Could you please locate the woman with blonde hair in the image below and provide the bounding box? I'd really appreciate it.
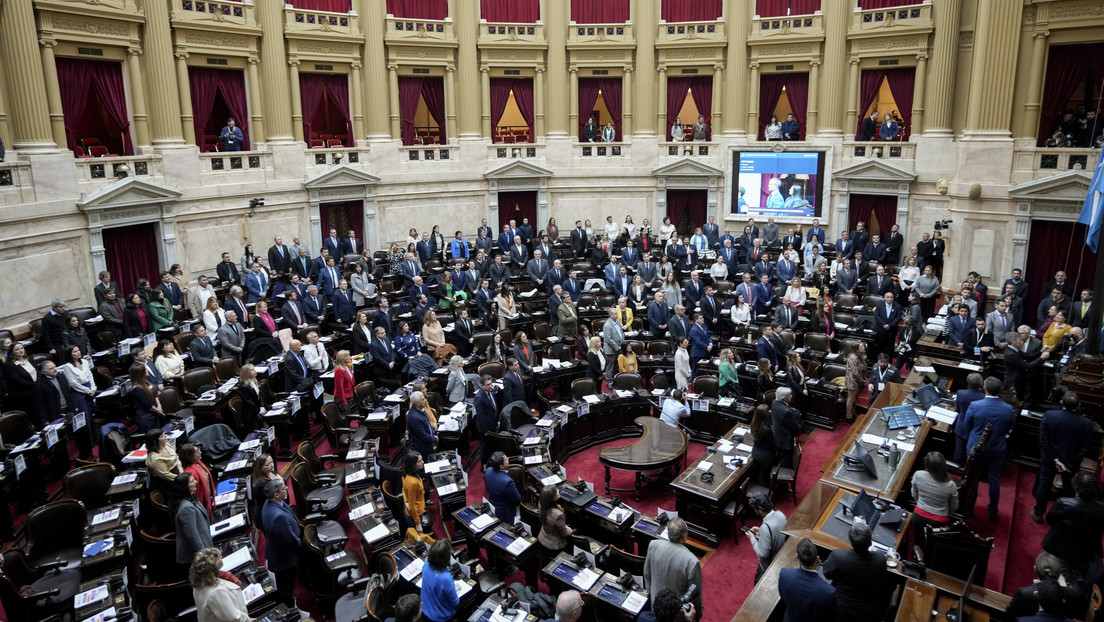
[421,310,446,356]
[190,548,251,622]
[445,355,467,404]
[202,296,226,334]
[495,285,517,330]
[238,363,263,432]
[586,336,605,386]
[718,348,742,399]
[333,350,355,410]
[786,277,807,307]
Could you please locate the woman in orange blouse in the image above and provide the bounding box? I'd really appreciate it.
[402,451,430,533]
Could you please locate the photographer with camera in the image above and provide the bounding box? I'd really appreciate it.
[643,517,703,620]
[638,588,696,622]
[744,491,788,583]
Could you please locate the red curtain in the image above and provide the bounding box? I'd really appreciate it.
[662,0,722,21]
[398,77,424,146]
[578,77,622,140]
[666,190,707,230]
[498,191,537,229]
[189,68,250,151]
[103,223,160,295]
[856,69,886,139]
[512,79,535,140]
[785,72,809,140]
[667,77,693,140]
[300,74,352,146]
[860,0,921,8]
[1025,220,1098,313]
[56,58,133,156]
[319,201,363,243]
[690,76,713,139]
[756,0,821,18]
[884,68,915,141]
[481,0,538,22]
[758,73,788,140]
[490,78,514,138]
[1038,44,1104,145]
[848,194,897,235]
[490,78,534,142]
[292,0,352,11]
[571,0,628,23]
[387,0,447,19]
[420,77,447,145]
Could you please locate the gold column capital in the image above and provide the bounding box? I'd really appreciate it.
[810,59,821,67]
[657,64,667,72]
[288,57,301,67]
[387,62,398,72]
[351,60,363,70]
[534,66,544,73]
[624,66,633,73]
[748,62,759,70]
[446,64,456,73]
[916,52,929,62]
[713,63,724,71]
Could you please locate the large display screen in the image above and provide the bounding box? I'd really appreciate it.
[731,151,825,218]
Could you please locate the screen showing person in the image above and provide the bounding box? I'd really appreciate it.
[732,151,825,218]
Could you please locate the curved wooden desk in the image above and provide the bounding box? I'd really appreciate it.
[598,416,688,500]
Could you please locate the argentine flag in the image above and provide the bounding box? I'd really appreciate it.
[1080,151,1104,253]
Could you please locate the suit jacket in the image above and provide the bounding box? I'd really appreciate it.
[485,468,521,526]
[1071,301,1093,328]
[224,296,249,325]
[503,371,526,405]
[282,350,314,393]
[683,279,704,307]
[244,271,269,303]
[954,387,985,441]
[408,407,435,456]
[700,296,721,326]
[368,335,395,376]
[158,282,184,308]
[822,548,893,620]
[807,227,826,244]
[774,304,800,329]
[474,388,499,434]
[962,328,994,353]
[867,274,895,297]
[1003,278,1030,300]
[873,301,901,335]
[964,396,1014,455]
[562,279,582,302]
[302,294,328,323]
[498,232,513,255]
[689,323,711,357]
[859,116,879,141]
[216,321,246,358]
[668,314,690,344]
[175,498,215,564]
[94,281,122,306]
[188,335,218,366]
[642,540,703,616]
[757,336,778,369]
[770,399,802,452]
[947,315,971,346]
[1003,346,1045,395]
[33,373,72,425]
[268,244,292,273]
[342,237,362,257]
[216,261,240,285]
[322,236,343,258]
[570,228,588,255]
[488,262,510,285]
[509,244,529,267]
[290,255,312,280]
[400,259,421,287]
[99,298,127,332]
[719,246,740,273]
[1039,408,1093,467]
[330,289,355,324]
[280,300,307,328]
[1042,497,1104,569]
[885,232,904,263]
[601,318,624,356]
[261,499,300,571]
[778,567,837,622]
[526,257,548,286]
[318,266,341,297]
[647,301,670,334]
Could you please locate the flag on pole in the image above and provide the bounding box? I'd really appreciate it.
[1079,151,1104,253]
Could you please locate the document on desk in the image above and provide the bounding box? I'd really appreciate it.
[583,394,601,404]
[400,560,423,582]
[454,579,473,598]
[111,473,138,486]
[860,433,915,453]
[347,470,368,484]
[572,567,600,591]
[523,436,541,446]
[506,538,531,555]
[471,513,497,531]
[957,361,982,371]
[242,583,266,604]
[74,585,110,608]
[82,607,116,622]
[92,508,121,525]
[346,449,368,460]
[210,513,247,536]
[696,461,713,472]
[214,492,236,507]
[349,502,375,520]
[425,459,451,474]
[364,522,391,543]
[437,483,459,496]
[926,405,958,425]
[623,592,647,615]
[221,547,252,571]
[914,365,937,374]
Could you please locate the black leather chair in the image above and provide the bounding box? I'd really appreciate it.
[0,548,81,622]
[692,375,719,398]
[302,523,367,615]
[138,529,186,583]
[321,402,369,455]
[26,500,86,571]
[61,462,116,508]
[297,440,346,486]
[571,378,596,401]
[612,372,642,391]
[290,462,347,528]
[646,341,670,356]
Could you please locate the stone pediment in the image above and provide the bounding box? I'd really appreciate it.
[484,160,553,180]
[652,157,724,177]
[303,164,381,189]
[832,158,917,182]
[1009,170,1094,202]
[77,177,182,212]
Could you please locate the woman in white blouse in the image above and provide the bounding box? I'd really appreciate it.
[689,227,709,253]
[349,263,375,306]
[623,215,636,238]
[659,216,676,247]
[60,344,96,415]
[710,255,729,281]
[674,337,691,390]
[670,117,684,141]
[730,293,752,327]
[604,216,620,241]
[154,339,186,380]
[201,297,226,334]
[662,273,683,308]
[897,256,921,291]
[406,227,419,247]
[584,219,595,237]
[785,277,807,307]
[191,548,251,622]
[495,285,518,330]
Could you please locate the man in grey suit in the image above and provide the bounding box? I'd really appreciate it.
[216,310,246,360]
[527,250,549,291]
[985,297,1014,343]
[642,518,703,620]
[601,307,624,385]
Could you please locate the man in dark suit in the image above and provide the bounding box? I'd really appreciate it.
[317,258,341,298]
[546,259,566,291]
[310,249,332,280]
[474,375,505,466]
[301,286,328,326]
[962,317,995,358]
[822,522,894,620]
[1005,553,1090,621]
[866,265,894,298]
[488,254,510,285]
[778,538,837,622]
[1042,271,1076,301]
[806,219,826,246]
[484,452,521,526]
[33,360,72,427]
[702,216,720,248]
[1004,332,1049,401]
[407,392,436,459]
[668,305,690,346]
[291,247,313,280]
[267,236,292,274]
[754,274,774,318]
[770,387,801,467]
[753,256,774,284]
[964,376,1015,520]
[371,297,393,340]
[967,271,989,315]
[369,326,397,380]
[884,224,904,264]
[509,236,529,275]
[620,240,639,270]
[859,109,880,141]
[477,218,492,240]
[260,479,301,607]
[570,221,588,257]
[834,230,854,261]
[415,234,433,264]
[1070,290,1093,329]
[1032,392,1094,522]
[245,263,270,303]
[873,292,901,356]
[94,271,122,306]
[330,280,355,326]
[1003,268,1029,301]
[562,271,582,302]
[953,373,985,464]
[41,300,70,362]
[863,234,887,265]
[474,279,495,325]
[758,324,779,370]
[408,276,433,307]
[683,271,704,308]
[774,300,800,330]
[216,252,240,285]
[319,228,341,258]
[526,250,549,291]
[719,240,740,275]
[283,340,315,393]
[281,290,309,333]
[188,325,219,366]
[158,272,184,310]
[1013,579,1082,622]
[867,353,899,404]
[502,358,526,406]
[497,224,513,256]
[700,286,721,329]
[947,305,972,347]
[216,311,246,360]
[781,228,801,252]
[1037,288,1073,326]
[341,229,362,257]
[648,291,670,337]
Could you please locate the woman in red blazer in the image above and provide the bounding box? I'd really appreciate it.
[333,349,355,411]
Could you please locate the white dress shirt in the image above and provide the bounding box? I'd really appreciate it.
[303,341,330,371]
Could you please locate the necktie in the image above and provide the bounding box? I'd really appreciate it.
[296,353,305,374]
[330,268,337,286]
[1000,314,1006,329]
[292,304,302,324]
[1081,304,1087,319]
[204,337,212,351]
[280,247,284,257]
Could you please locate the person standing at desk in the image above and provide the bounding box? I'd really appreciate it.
[777,538,837,622]
[643,518,703,620]
[910,451,958,556]
[822,522,894,621]
[963,376,1015,521]
[485,452,521,526]
[771,387,802,469]
[1031,392,1093,523]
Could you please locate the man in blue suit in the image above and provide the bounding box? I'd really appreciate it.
[416,234,434,264]
[754,273,774,318]
[753,256,775,284]
[1032,392,1093,522]
[806,219,826,245]
[835,230,854,260]
[648,291,670,338]
[310,249,332,280]
[776,254,797,284]
[244,263,269,303]
[872,292,901,356]
[498,224,514,255]
[474,375,506,467]
[612,265,632,299]
[408,276,434,306]
[603,258,621,288]
[620,240,639,270]
[963,376,1015,520]
[260,478,301,607]
[484,452,521,525]
[683,271,705,308]
[953,373,985,464]
[688,314,712,377]
[322,227,343,258]
[477,218,493,240]
[719,240,740,275]
[158,271,184,310]
[317,257,342,297]
[301,286,328,325]
[562,271,582,302]
[757,325,779,370]
[778,538,837,622]
[947,304,972,347]
[703,216,720,248]
[399,252,420,288]
[330,280,355,326]
[407,391,436,459]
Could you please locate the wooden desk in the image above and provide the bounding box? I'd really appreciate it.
[730,537,800,622]
[889,565,1011,613]
[783,480,911,552]
[895,577,1002,622]
[820,383,930,501]
[599,416,688,501]
[671,422,753,546]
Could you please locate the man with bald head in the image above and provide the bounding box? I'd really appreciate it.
[542,590,583,622]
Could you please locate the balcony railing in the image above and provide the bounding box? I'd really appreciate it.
[0,162,35,207]
[1014,147,1100,178]
[286,5,360,39]
[842,140,916,161]
[199,150,274,180]
[490,144,543,160]
[661,142,718,158]
[305,147,368,168]
[75,155,160,184]
[385,15,455,44]
[478,21,545,45]
[573,142,629,159]
[567,22,635,47]
[749,12,823,42]
[400,145,458,162]
[656,19,725,46]
[173,0,257,30]
[851,2,932,35]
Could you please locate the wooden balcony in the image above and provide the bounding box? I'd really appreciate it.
[285,4,362,42]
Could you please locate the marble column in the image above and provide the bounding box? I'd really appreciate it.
[0,0,55,149]
[0,56,11,144]
[568,68,579,136]
[723,0,750,135]
[746,63,759,136]
[246,57,266,145]
[1022,30,1050,139]
[388,64,401,138]
[175,51,196,146]
[256,0,295,142]
[965,0,1023,134]
[456,0,480,138]
[656,65,667,136]
[819,0,850,136]
[632,0,656,136]
[144,0,185,145]
[711,64,723,133]
[807,60,820,136]
[360,0,390,140]
[38,38,67,150]
[622,68,634,136]
[534,67,546,137]
[481,67,492,138]
[911,53,928,135]
[545,0,569,136]
[351,61,365,141]
[446,65,458,141]
[845,58,861,138]
[126,47,150,149]
[924,0,961,135]
[289,59,304,142]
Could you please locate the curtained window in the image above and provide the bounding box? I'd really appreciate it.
[662,0,722,21]
[491,78,534,144]
[666,76,714,140]
[319,201,363,243]
[571,0,628,23]
[498,191,537,229]
[189,67,250,152]
[387,0,447,19]
[481,0,539,22]
[855,67,915,141]
[756,0,820,18]
[398,76,446,146]
[1038,43,1104,146]
[666,190,707,238]
[859,0,921,8]
[1025,220,1098,313]
[848,194,897,237]
[290,0,352,12]
[103,223,160,296]
[757,72,809,140]
[578,77,623,141]
[300,74,352,147]
[56,58,134,157]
